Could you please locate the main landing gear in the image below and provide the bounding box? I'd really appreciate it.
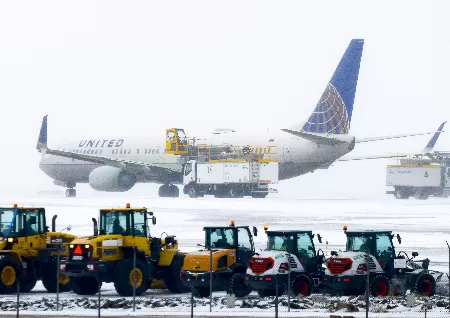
[158,184,179,197]
[65,188,76,197]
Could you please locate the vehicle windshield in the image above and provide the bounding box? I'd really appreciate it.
[176,129,187,144]
[346,235,373,253]
[100,211,131,235]
[206,228,235,249]
[0,208,45,238]
[267,234,294,252]
[0,209,15,237]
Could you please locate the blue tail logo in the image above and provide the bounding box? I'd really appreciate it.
[301,39,364,134]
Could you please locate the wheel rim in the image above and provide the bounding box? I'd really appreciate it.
[1,266,16,287]
[420,279,433,295]
[375,281,388,296]
[129,268,143,288]
[295,280,309,296]
[59,273,70,285]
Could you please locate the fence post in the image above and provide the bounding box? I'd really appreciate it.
[190,286,194,318]
[97,276,101,318]
[447,241,450,313]
[365,252,370,318]
[133,246,136,312]
[209,247,212,312]
[286,253,290,312]
[16,279,20,318]
[56,247,60,311]
[275,276,278,318]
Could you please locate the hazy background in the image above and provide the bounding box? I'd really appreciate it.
[1,0,449,199]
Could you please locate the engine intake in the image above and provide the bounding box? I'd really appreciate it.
[89,166,136,192]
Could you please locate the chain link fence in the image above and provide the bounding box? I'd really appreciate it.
[4,247,450,318]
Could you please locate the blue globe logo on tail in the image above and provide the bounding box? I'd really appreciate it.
[301,39,364,135]
[302,83,349,134]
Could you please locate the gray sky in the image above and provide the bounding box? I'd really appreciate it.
[0,0,449,198]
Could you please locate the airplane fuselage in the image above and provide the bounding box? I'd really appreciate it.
[39,130,355,187]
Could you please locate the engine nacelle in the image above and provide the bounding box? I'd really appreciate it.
[88,166,136,192]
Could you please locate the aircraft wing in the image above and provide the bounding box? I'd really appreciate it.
[36,115,179,176]
[338,121,447,161]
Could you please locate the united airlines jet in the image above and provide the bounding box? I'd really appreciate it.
[36,39,442,198]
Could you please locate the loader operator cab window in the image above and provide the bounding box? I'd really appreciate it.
[376,233,395,269]
[132,211,147,237]
[100,211,130,236]
[0,208,15,237]
[296,233,315,264]
[346,234,374,255]
[268,234,294,253]
[206,228,235,249]
[0,209,45,237]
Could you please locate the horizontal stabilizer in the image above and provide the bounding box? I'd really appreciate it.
[355,131,438,143]
[280,129,348,145]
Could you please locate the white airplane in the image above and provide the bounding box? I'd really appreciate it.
[36,39,442,198]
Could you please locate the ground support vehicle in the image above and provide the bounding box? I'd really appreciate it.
[180,221,257,298]
[0,204,76,294]
[323,227,437,297]
[61,203,189,296]
[386,160,450,200]
[181,144,278,199]
[245,228,325,297]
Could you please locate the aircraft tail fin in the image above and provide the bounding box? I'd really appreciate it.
[422,121,446,154]
[300,39,364,135]
[36,115,48,153]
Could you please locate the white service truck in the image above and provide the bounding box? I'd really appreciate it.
[182,159,278,198]
[386,163,450,199]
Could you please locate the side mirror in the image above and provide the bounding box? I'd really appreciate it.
[152,216,156,225]
[66,225,72,232]
[397,234,402,244]
[317,233,322,243]
[412,251,418,258]
[331,251,338,256]
[253,226,258,237]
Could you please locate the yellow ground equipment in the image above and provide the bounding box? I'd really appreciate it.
[180,221,257,298]
[0,204,76,294]
[61,203,189,296]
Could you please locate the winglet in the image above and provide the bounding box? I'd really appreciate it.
[36,115,48,154]
[422,121,446,154]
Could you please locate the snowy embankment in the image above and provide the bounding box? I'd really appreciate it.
[1,292,450,317]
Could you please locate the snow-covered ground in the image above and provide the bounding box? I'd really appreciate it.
[1,192,450,316]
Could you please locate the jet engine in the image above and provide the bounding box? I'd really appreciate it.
[88,166,136,192]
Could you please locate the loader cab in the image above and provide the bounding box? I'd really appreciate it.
[345,230,397,273]
[165,128,189,155]
[266,230,322,271]
[0,206,46,238]
[98,204,156,237]
[204,222,257,267]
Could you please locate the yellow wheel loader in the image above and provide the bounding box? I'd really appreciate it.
[0,204,76,294]
[61,203,189,296]
[180,221,258,298]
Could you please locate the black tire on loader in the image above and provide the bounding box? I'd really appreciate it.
[114,258,149,296]
[194,286,210,298]
[292,274,313,297]
[164,252,190,293]
[0,257,21,294]
[71,277,100,295]
[228,272,252,298]
[415,273,436,296]
[42,261,72,293]
[370,275,391,297]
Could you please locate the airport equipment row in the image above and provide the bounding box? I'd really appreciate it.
[0,203,439,299]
